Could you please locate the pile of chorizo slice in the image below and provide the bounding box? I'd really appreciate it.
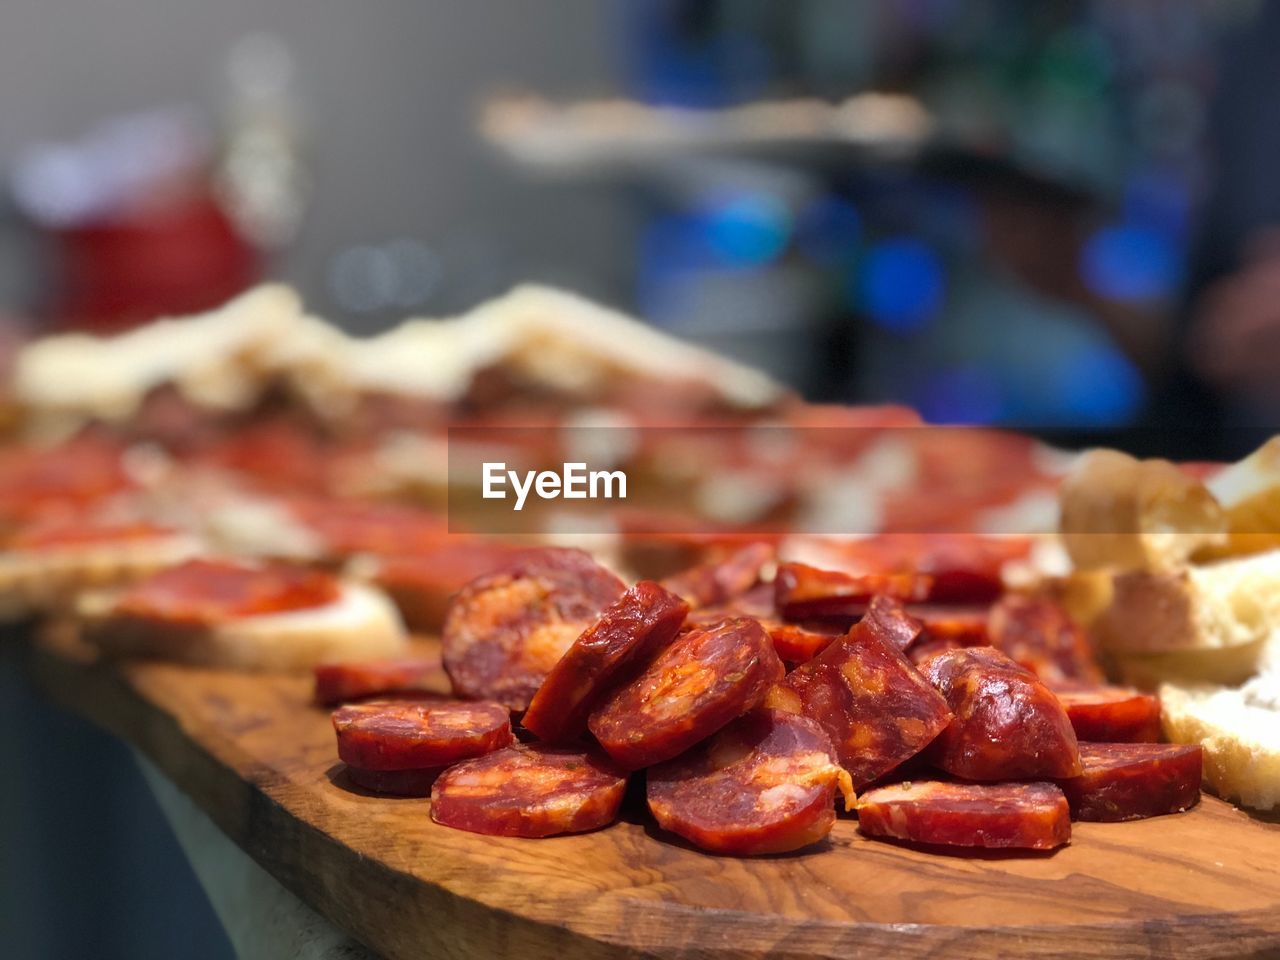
[321,546,1204,855]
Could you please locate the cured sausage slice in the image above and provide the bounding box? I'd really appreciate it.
[1057,743,1202,821]
[523,581,689,743]
[912,605,990,648]
[766,622,840,664]
[782,598,951,789]
[589,617,784,770]
[647,709,855,855]
[775,562,932,621]
[987,594,1103,686]
[430,744,626,837]
[857,781,1071,850]
[1053,686,1162,743]
[345,765,444,797]
[660,542,774,609]
[314,654,451,706]
[862,594,924,651]
[333,700,512,770]
[372,542,528,631]
[7,521,178,550]
[921,647,1082,780]
[441,548,626,710]
[115,558,341,625]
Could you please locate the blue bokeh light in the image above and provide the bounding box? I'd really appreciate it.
[854,237,946,333]
[1080,222,1179,303]
[1053,342,1146,426]
[797,196,862,264]
[700,193,792,268]
[914,366,1004,424]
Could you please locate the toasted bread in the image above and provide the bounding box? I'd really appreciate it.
[1201,437,1280,559]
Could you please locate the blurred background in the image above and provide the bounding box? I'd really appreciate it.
[3,0,1280,955]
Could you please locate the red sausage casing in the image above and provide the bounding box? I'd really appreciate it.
[589,617,784,770]
[857,781,1071,850]
[523,581,688,743]
[660,542,775,609]
[775,562,932,621]
[781,598,952,789]
[987,594,1103,686]
[921,646,1082,780]
[314,655,451,707]
[441,548,625,710]
[431,744,627,837]
[1057,742,1202,821]
[1052,685,1162,743]
[647,709,855,855]
[333,700,512,770]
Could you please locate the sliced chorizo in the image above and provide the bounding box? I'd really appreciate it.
[766,621,841,664]
[775,562,932,621]
[332,700,512,770]
[441,548,625,710]
[987,594,1103,686]
[314,654,451,707]
[659,542,775,609]
[1057,743,1202,821]
[911,605,990,648]
[588,617,784,770]
[522,581,688,743]
[857,781,1071,850]
[430,744,627,837]
[371,542,528,631]
[782,598,952,790]
[921,646,1082,780]
[647,708,855,855]
[1053,685,1162,743]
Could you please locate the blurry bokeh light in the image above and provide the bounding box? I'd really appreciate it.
[854,237,945,333]
[1080,221,1179,303]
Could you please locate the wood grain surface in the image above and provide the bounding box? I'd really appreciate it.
[22,627,1280,960]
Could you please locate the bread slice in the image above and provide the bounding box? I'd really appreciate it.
[0,533,203,622]
[1160,679,1280,811]
[1202,436,1280,559]
[79,580,407,672]
[1091,549,1280,659]
[1059,448,1226,573]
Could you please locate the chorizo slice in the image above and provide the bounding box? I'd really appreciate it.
[114,558,341,625]
[775,562,932,621]
[782,598,952,789]
[332,700,512,770]
[441,547,625,710]
[921,647,1082,780]
[588,617,784,770]
[523,581,689,743]
[857,781,1071,850]
[660,542,775,609]
[314,654,451,707]
[911,605,990,648]
[1053,685,1162,743]
[1057,743,1202,821]
[371,542,528,631]
[766,622,841,664]
[345,765,444,797]
[987,594,1103,686]
[430,744,626,837]
[647,709,855,855]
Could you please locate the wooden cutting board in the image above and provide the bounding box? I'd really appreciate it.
[24,628,1280,960]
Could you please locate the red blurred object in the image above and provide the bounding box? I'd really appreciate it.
[46,186,259,333]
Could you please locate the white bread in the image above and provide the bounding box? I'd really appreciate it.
[1059,448,1226,573]
[79,580,407,672]
[13,285,303,436]
[1160,678,1280,811]
[1092,550,1280,658]
[1202,436,1280,558]
[0,533,203,622]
